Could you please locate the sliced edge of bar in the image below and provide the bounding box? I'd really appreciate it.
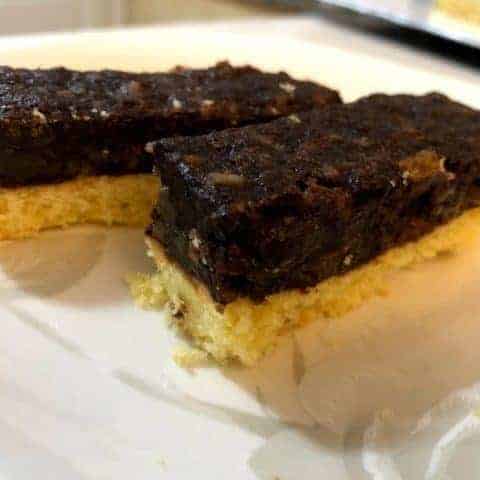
[136,207,480,366]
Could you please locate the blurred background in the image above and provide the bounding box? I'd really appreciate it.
[0,0,479,67]
[0,0,301,35]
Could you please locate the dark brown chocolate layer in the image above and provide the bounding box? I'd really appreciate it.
[149,93,480,304]
[0,62,339,187]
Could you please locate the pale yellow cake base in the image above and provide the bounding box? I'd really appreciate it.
[129,208,480,366]
[0,174,159,240]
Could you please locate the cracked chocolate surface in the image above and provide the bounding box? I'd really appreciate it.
[149,93,480,304]
[0,62,339,187]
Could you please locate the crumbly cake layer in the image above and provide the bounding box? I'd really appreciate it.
[0,62,339,187]
[149,93,480,304]
[0,174,158,240]
[137,208,480,366]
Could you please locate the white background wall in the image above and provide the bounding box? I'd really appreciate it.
[0,0,125,35]
[126,0,283,24]
[0,0,290,35]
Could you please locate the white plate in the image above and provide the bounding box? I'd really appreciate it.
[1,25,480,480]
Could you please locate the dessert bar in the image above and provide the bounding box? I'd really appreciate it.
[0,62,339,238]
[144,93,480,364]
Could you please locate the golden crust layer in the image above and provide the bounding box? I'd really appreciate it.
[0,174,159,240]
[132,208,480,366]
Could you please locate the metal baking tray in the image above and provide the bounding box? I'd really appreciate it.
[289,0,480,50]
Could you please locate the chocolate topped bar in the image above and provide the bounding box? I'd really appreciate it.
[149,93,480,304]
[0,62,339,187]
